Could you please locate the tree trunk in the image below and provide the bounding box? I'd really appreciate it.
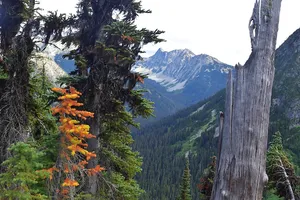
[211,0,282,199]
[0,0,35,172]
[278,159,295,200]
[86,115,100,195]
[85,85,102,195]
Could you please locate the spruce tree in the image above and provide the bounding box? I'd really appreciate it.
[178,158,192,200]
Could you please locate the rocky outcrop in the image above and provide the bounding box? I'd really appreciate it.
[32,53,67,85]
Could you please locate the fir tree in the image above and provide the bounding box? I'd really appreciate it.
[98,101,145,199]
[0,1,163,199]
[178,158,192,200]
[58,0,164,197]
[0,142,49,200]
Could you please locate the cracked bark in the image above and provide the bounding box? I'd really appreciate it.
[211,0,282,199]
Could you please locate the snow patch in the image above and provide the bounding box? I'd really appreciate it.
[167,80,187,92]
[154,73,177,86]
[133,66,187,92]
[221,67,231,74]
[133,66,152,75]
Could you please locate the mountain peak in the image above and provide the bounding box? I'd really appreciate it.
[152,48,195,59]
[181,48,195,56]
[152,48,166,57]
[157,47,164,52]
[169,48,195,55]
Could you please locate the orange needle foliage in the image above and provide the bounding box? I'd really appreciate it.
[44,167,59,180]
[87,165,105,176]
[46,87,105,198]
[62,178,79,187]
[121,34,135,42]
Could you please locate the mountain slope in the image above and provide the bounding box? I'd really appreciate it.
[272,28,300,126]
[133,90,225,199]
[134,48,232,122]
[133,28,300,200]
[270,28,300,170]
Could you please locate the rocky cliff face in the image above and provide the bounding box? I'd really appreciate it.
[272,28,300,126]
[33,53,67,85]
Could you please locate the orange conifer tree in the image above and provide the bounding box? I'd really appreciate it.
[46,87,104,199]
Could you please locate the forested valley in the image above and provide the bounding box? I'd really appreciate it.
[1,0,300,200]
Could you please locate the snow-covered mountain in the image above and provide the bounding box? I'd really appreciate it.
[133,48,233,124]
[133,48,231,92]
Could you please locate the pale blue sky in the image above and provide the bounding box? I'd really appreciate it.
[39,0,300,65]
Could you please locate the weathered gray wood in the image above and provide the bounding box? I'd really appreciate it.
[211,0,282,199]
[217,111,224,168]
[278,159,295,200]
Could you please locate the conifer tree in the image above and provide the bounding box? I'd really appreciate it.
[0,0,37,168]
[0,0,69,170]
[0,142,49,199]
[48,87,105,199]
[178,158,192,200]
[266,131,300,200]
[0,1,163,198]
[198,156,216,200]
[59,0,164,197]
